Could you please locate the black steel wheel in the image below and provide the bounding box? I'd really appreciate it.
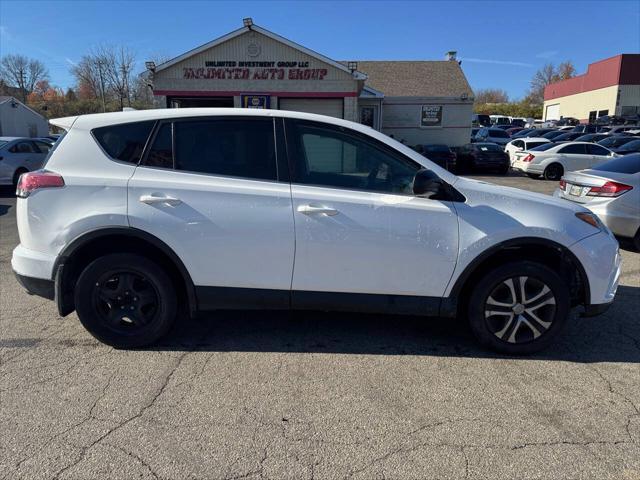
[467,261,570,354]
[75,253,177,348]
[543,163,564,181]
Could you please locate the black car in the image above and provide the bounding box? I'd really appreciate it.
[556,117,580,126]
[612,139,640,155]
[598,135,639,149]
[572,124,598,134]
[522,128,555,138]
[456,143,510,174]
[493,124,513,130]
[574,133,609,143]
[596,115,626,126]
[415,144,457,171]
[553,132,585,142]
[542,130,567,140]
[511,128,534,139]
[510,119,526,128]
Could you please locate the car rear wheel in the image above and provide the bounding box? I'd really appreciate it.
[74,253,177,348]
[467,261,570,354]
[634,228,640,252]
[543,163,564,181]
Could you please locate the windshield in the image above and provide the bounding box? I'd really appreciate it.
[529,143,557,152]
[489,130,509,138]
[619,140,640,151]
[592,154,640,174]
[0,140,8,149]
[599,136,635,148]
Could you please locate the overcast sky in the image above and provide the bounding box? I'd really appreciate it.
[1,0,638,99]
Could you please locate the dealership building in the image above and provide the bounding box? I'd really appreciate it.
[543,54,640,123]
[146,19,474,146]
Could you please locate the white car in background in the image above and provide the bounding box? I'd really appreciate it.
[555,153,640,249]
[0,137,52,186]
[474,127,511,146]
[505,137,551,163]
[512,142,616,180]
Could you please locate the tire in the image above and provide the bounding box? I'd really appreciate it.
[12,168,27,188]
[74,253,177,348]
[543,163,563,181]
[634,228,640,252]
[499,166,510,175]
[467,261,570,355]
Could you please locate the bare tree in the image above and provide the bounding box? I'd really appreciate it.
[556,61,576,81]
[0,54,49,102]
[528,61,576,104]
[94,45,136,109]
[70,55,102,100]
[474,88,509,104]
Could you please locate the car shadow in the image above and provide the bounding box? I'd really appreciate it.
[142,285,640,363]
[0,186,15,199]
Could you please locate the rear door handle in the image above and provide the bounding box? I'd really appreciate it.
[297,204,338,216]
[139,194,182,206]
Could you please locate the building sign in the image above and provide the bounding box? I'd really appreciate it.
[241,95,270,109]
[184,60,328,81]
[421,105,443,127]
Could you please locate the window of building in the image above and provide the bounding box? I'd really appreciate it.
[597,110,609,117]
[93,121,155,164]
[588,111,597,123]
[173,118,277,181]
[288,120,420,194]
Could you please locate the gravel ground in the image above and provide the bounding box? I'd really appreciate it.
[1,173,639,480]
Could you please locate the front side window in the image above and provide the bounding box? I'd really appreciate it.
[174,118,277,181]
[289,120,420,194]
[93,121,155,164]
[145,123,173,169]
[11,141,35,153]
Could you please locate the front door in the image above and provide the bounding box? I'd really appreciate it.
[127,117,295,308]
[284,119,459,312]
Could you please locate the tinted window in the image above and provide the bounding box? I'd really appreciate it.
[530,143,557,152]
[592,154,640,174]
[290,121,419,194]
[477,144,503,152]
[559,144,588,154]
[145,123,173,169]
[174,118,276,181]
[512,140,524,148]
[11,141,35,153]
[488,129,509,138]
[587,144,611,156]
[619,140,640,152]
[526,142,547,149]
[93,121,154,163]
[33,141,51,153]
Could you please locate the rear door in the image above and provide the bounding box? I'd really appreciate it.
[284,118,458,311]
[587,144,614,165]
[558,143,590,171]
[127,116,295,307]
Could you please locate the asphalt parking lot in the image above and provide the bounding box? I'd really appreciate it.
[1,173,639,480]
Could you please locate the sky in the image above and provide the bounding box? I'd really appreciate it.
[1,0,639,99]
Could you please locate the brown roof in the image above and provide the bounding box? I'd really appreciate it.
[353,61,473,98]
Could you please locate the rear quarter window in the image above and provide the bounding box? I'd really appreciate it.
[93,121,155,164]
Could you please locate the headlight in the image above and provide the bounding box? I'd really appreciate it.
[575,212,603,230]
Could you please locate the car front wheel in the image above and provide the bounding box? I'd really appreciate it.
[74,253,177,348]
[467,261,570,354]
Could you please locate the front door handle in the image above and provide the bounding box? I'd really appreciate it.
[139,194,182,206]
[297,204,338,216]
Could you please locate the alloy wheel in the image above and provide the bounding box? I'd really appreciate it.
[484,276,556,344]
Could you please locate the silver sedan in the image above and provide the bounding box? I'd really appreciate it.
[0,137,52,186]
[554,153,640,249]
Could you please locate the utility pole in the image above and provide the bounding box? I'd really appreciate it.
[97,60,106,112]
[18,68,26,103]
[121,64,130,108]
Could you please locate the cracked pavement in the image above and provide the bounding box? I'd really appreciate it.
[1,174,639,480]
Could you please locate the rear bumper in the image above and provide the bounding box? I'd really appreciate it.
[11,244,56,280]
[14,271,55,300]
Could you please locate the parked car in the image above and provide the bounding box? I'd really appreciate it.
[471,128,479,141]
[574,133,609,143]
[506,127,524,136]
[555,153,640,249]
[521,128,556,138]
[505,137,551,162]
[542,119,558,128]
[556,117,580,126]
[415,144,456,171]
[493,124,514,131]
[36,137,56,146]
[474,127,511,146]
[557,126,576,131]
[456,143,510,174]
[526,119,545,129]
[472,114,491,127]
[542,130,568,140]
[595,115,626,126]
[611,139,640,155]
[553,132,585,143]
[511,142,616,180]
[0,137,52,186]
[490,115,511,126]
[572,124,598,134]
[511,119,526,128]
[12,109,621,354]
[598,135,638,149]
[511,128,535,139]
[605,125,640,135]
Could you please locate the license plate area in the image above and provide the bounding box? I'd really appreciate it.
[569,184,584,196]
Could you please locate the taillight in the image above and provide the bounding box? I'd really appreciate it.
[559,179,566,190]
[587,181,633,197]
[16,170,65,198]
[523,154,535,162]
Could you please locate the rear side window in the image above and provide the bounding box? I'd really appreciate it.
[174,118,277,181]
[592,154,640,174]
[527,141,547,149]
[587,144,611,156]
[530,143,556,152]
[559,144,587,154]
[93,121,155,164]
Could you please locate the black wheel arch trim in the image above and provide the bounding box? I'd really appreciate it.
[53,227,197,317]
[442,237,591,316]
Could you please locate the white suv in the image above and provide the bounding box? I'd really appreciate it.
[12,109,621,354]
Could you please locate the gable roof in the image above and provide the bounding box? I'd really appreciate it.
[0,95,47,119]
[353,61,473,98]
[154,23,367,80]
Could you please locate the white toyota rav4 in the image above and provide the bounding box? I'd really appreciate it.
[12,109,621,354]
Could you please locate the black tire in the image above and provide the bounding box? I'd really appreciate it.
[526,173,541,179]
[543,163,563,181]
[499,166,510,175]
[633,228,640,252]
[467,261,570,355]
[12,168,27,188]
[74,253,177,348]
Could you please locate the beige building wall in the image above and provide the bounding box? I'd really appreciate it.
[543,85,619,121]
[617,84,640,116]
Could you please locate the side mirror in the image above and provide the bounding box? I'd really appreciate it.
[413,169,466,202]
